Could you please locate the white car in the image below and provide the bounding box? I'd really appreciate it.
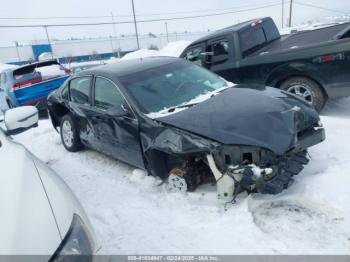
[0,86,8,112]
[0,106,97,258]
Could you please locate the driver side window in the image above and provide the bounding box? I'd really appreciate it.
[183,45,205,66]
[94,77,124,110]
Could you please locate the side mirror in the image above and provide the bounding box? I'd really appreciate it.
[200,51,214,57]
[106,105,129,118]
[4,106,39,135]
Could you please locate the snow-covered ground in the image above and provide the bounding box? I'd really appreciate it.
[13,98,350,254]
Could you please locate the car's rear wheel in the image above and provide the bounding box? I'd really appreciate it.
[60,114,83,152]
[279,77,326,112]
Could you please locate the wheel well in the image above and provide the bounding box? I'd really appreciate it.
[275,75,328,99]
[50,103,70,127]
[144,149,208,180]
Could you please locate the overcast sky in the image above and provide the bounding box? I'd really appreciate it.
[0,0,349,47]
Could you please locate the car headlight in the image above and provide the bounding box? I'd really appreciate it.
[51,214,95,261]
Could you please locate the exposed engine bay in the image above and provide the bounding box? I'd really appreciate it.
[166,144,311,205]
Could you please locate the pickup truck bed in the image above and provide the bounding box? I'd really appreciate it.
[255,23,350,55]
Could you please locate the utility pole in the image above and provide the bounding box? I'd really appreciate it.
[110,12,121,57]
[131,0,140,50]
[288,0,293,27]
[165,22,169,42]
[14,41,21,62]
[109,35,114,54]
[43,25,54,59]
[282,0,284,28]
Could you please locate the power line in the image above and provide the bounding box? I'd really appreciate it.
[0,1,282,20]
[294,1,347,14]
[0,2,283,28]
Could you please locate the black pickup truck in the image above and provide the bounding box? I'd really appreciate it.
[180,17,350,111]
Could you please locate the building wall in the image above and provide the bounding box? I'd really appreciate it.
[0,45,34,63]
[0,32,206,63]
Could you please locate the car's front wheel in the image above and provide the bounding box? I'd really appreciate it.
[280,77,326,112]
[60,114,83,152]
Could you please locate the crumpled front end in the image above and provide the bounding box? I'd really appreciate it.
[141,98,325,206]
[205,105,325,205]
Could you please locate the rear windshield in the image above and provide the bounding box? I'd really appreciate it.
[239,27,266,54]
[239,19,280,56]
[13,60,66,81]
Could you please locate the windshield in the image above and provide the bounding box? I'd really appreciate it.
[119,61,227,116]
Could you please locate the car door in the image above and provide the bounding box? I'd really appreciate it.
[67,75,99,148]
[206,37,240,83]
[89,76,144,169]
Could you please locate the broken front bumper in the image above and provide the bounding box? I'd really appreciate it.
[207,125,325,205]
[290,127,326,154]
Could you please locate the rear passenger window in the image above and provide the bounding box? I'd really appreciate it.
[69,76,92,104]
[94,77,124,110]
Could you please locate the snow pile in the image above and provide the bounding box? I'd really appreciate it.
[121,40,191,60]
[35,65,67,79]
[120,49,159,60]
[38,52,57,61]
[0,63,17,72]
[13,99,350,254]
[157,40,191,57]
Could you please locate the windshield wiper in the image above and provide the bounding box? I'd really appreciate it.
[166,87,229,113]
[167,103,198,113]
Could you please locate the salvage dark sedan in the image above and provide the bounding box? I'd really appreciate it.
[47,57,325,204]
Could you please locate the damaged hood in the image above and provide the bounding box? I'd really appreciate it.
[156,85,319,155]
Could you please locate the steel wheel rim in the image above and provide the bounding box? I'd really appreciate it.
[287,84,313,104]
[62,120,74,147]
[167,174,188,193]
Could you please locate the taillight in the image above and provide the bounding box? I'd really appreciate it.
[251,20,262,27]
[12,83,21,89]
[11,76,43,90]
[323,55,334,62]
[312,53,345,63]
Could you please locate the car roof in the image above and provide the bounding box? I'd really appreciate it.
[188,17,269,46]
[77,56,180,78]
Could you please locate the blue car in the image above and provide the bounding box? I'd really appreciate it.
[0,60,70,110]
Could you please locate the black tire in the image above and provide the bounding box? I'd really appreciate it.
[60,114,83,152]
[279,77,326,112]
